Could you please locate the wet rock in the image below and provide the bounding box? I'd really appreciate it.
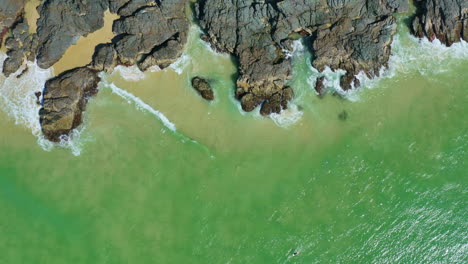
[39,67,100,142]
[412,0,468,46]
[191,77,214,101]
[196,0,408,113]
[315,76,326,97]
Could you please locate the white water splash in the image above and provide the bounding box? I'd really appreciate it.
[285,39,305,59]
[113,65,148,81]
[270,104,303,128]
[0,52,57,152]
[169,53,190,75]
[0,52,96,156]
[305,34,468,102]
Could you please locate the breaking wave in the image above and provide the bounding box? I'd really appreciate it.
[100,77,209,153]
[113,65,148,81]
[305,34,468,101]
[0,52,93,156]
[106,81,177,132]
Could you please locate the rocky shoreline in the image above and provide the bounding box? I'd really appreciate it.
[0,0,466,142]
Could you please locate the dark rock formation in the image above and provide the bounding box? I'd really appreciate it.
[196,0,408,113]
[0,0,190,141]
[191,77,214,101]
[412,0,468,46]
[39,67,100,142]
[35,0,109,69]
[0,0,25,47]
[2,17,38,77]
[3,0,467,143]
[110,0,189,71]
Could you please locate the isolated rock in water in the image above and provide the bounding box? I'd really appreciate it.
[0,0,26,47]
[315,77,326,97]
[192,77,214,101]
[412,0,468,46]
[35,0,109,68]
[39,67,100,142]
[196,0,408,114]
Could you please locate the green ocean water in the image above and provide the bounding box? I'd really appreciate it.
[0,18,467,263]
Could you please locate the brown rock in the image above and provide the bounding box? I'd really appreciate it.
[191,77,214,101]
[39,67,100,142]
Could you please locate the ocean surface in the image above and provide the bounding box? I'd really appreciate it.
[0,13,467,263]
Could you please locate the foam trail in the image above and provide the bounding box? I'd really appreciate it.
[105,81,212,156]
[107,82,177,131]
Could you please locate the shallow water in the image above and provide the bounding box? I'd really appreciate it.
[0,15,467,264]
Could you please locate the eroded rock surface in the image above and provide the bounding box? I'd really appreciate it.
[0,0,25,47]
[2,17,38,77]
[412,0,468,46]
[0,0,190,141]
[192,77,214,101]
[111,1,189,70]
[35,0,109,69]
[39,68,100,142]
[196,0,408,113]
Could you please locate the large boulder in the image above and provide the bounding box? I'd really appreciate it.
[192,77,214,101]
[39,67,100,142]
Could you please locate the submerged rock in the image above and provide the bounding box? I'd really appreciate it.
[39,67,100,142]
[412,0,468,46]
[191,77,214,101]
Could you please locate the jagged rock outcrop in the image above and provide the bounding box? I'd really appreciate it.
[4,0,467,143]
[196,0,408,113]
[0,0,189,141]
[39,67,100,142]
[0,0,25,47]
[110,0,189,70]
[192,77,214,101]
[412,0,468,46]
[2,17,38,77]
[35,0,109,69]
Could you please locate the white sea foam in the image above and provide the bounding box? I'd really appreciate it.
[169,53,190,75]
[305,34,468,102]
[270,104,303,128]
[0,52,58,152]
[0,52,95,156]
[106,81,176,131]
[113,65,148,81]
[285,39,305,59]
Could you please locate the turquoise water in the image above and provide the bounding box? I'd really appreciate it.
[0,18,467,264]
